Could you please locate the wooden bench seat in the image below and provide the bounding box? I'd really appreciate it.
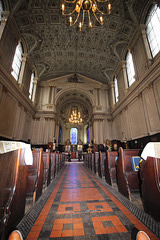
[43,151,51,187]
[94,152,99,176]
[88,153,92,170]
[50,152,56,180]
[105,151,118,185]
[117,147,142,200]
[99,151,106,180]
[91,153,95,173]
[0,148,27,240]
[140,156,160,221]
[26,149,44,203]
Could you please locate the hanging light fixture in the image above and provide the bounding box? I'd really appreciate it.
[69,108,83,123]
[61,0,111,31]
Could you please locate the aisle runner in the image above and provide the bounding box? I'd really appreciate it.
[25,164,159,240]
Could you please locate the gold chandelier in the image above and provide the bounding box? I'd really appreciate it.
[61,0,111,30]
[69,109,82,123]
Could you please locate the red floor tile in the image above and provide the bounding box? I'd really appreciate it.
[87,202,113,212]
[24,164,159,240]
[57,203,81,214]
[61,188,104,202]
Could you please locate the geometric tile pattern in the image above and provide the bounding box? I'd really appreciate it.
[50,218,84,237]
[19,164,160,240]
[92,216,128,234]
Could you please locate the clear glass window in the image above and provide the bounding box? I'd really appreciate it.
[0,0,3,23]
[11,42,23,81]
[113,76,119,103]
[126,51,135,87]
[146,4,160,57]
[29,72,34,100]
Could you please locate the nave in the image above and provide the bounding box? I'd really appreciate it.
[17,163,159,240]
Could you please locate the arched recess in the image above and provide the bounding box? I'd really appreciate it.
[55,87,94,145]
[55,86,95,107]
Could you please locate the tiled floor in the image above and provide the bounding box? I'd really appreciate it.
[18,163,160,240]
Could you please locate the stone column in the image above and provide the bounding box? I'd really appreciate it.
[55,122,60,146]
[140,24,152,68]
[99,119,104,144]
[93,119,99,144]
[122,61,128,92]
[18,53,27,88]
[32,77,38,104]
[110,81,115,107]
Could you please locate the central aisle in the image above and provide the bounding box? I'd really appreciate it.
[19,164,159,240]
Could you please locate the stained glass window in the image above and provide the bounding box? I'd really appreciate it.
[58,125,61,143]
[71,128,77,144]
[87,126,89,143]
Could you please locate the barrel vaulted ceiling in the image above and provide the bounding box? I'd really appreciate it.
[6,0,149,83]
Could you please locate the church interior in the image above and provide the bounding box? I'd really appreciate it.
[0,0,160,239]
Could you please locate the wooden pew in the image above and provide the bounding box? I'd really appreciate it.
[99,151,106,180]
[117,147,142,200]
[91,153,95,173]
[94,152,99,176]
[140,157,160,221]
[105,151,118,185]
[83,153,87,167]
[56,152,59,175]
[43,151,51,187]
[50,152,56,180]
[61,153,65,168]
[59,152,62,170]
[0,148,27,240]
[26,149,44,203]
[88,153,92,170]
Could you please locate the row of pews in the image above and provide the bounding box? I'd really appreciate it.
[0,147,65,240]
[83,147,160,222]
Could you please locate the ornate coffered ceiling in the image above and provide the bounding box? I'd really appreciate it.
[6,0,149,83]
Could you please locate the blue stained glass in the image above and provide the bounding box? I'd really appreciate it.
[87,126,89,143]
[71,128,77,144]
[58,126,61,143]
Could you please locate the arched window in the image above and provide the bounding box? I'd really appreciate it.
[0,0,3,23]
[113,76,119,103]
[146,4,160,58]
[29,72,34,100]
[11,42,23,81]
[126,50,135,87]
[71,128,77,144]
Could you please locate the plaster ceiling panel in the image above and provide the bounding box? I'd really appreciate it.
[10,0,149,83]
